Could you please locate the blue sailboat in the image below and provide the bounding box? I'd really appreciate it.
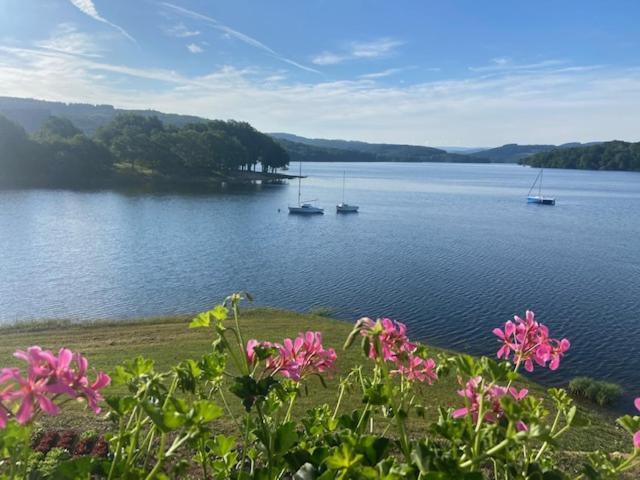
[527,168,555,205]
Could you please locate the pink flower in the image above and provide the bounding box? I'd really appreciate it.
[493,310,570,373]
[245,339,273,365]
[0,346,110,426]
[0,368,59,424]
[360,318,415,362]
[356,317,438,384]
[249,332,337,382]
[453,376,528,430]
[391,355,437,384]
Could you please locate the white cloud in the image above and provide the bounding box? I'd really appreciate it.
[186,43,203,54]
[312,38,404,65]
[35,23,102,58]
[162,2,320,74]
[359,67,409,79]
[165,22,200,38]
[68,0,135,43]
[1,43,639,146]
[469,59,565,73]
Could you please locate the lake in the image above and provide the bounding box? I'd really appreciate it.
[1,162,639,400]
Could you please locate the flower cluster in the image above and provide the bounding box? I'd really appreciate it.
[246,331,337,382]
[0,346,110,427]
[453,376,529,431]
[635,397,640,449]
[493,310,570,372]
[360,318,437,384]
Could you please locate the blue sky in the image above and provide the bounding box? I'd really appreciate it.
[1,0,639,146]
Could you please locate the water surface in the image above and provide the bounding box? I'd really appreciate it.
[1,163,639,401]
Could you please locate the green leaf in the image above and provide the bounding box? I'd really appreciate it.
[105,396,136,416]
[193,400,224,423]
[211,304,228,322]
[210,434,236,457]
[189,311,211,328]
[325,444,363,470]
[274,422,299,456]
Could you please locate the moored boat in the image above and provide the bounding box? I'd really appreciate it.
[336,171,359,213]
[527,168,555,206]
[289,203,324,214]
[336,203,359,213]
[289,161,324,214]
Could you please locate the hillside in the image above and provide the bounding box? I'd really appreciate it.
[468,142,603,163]
[270,132,489,163]
[0,96,205,135]
[0,113,290,189]
[521,140,640,171]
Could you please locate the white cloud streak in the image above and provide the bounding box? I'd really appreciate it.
[359,67,405,79]
[161,2,320,74]
[312,38,404,65]
[164,22,200,38]
[68,0,136,42]
[1,41,639,146]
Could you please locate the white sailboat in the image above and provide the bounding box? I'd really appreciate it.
[288,161,324,214]
[527,168,555,206]
[336,171,359,213]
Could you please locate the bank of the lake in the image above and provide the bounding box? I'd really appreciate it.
[0,308,631,458]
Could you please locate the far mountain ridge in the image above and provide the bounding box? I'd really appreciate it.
[467,142,603,163]
[269,132,486,164]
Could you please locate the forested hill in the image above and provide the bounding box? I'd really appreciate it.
[0,97,206,135]
[521,141,640,171]
[466,142,602,163]
[0,113,289,189]
[270,132,488,163]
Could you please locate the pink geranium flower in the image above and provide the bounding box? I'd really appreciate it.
[357,317,437,384]
[391,355,437,384]
[453,376,528,431]
[493,310,570,372]
[0,367,60,424]
[0,346,110,427]
[360,318,415,362]
[247,332,337,382]
[245,339,274,366]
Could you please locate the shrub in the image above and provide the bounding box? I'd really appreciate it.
[568,376,623,406]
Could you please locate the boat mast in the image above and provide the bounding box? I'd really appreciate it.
[342,171,346,203]
[298,161,302,206]
[527,169,543,197]
[539,168,543,197]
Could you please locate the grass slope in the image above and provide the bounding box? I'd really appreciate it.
[0,309,630,455]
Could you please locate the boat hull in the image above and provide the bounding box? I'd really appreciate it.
[336,203,359,213]
[288,206,324,214]
[527,196,555,205]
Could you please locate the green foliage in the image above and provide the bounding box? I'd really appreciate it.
[0,293,638,479]
[274,135,487,164]
[568,377,623,406]
[0,112,289,188]
[0,114,113,187]
[522,141,640,171]
[96,114,289,175]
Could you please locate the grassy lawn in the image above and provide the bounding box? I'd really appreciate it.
[0,308,631,458]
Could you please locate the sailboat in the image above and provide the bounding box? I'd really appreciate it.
[288,161,324,214]
[527,168,555,205]
[336,171,359,213]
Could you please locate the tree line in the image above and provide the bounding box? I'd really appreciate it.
[0,113,289,188]
[521,141,640,171]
